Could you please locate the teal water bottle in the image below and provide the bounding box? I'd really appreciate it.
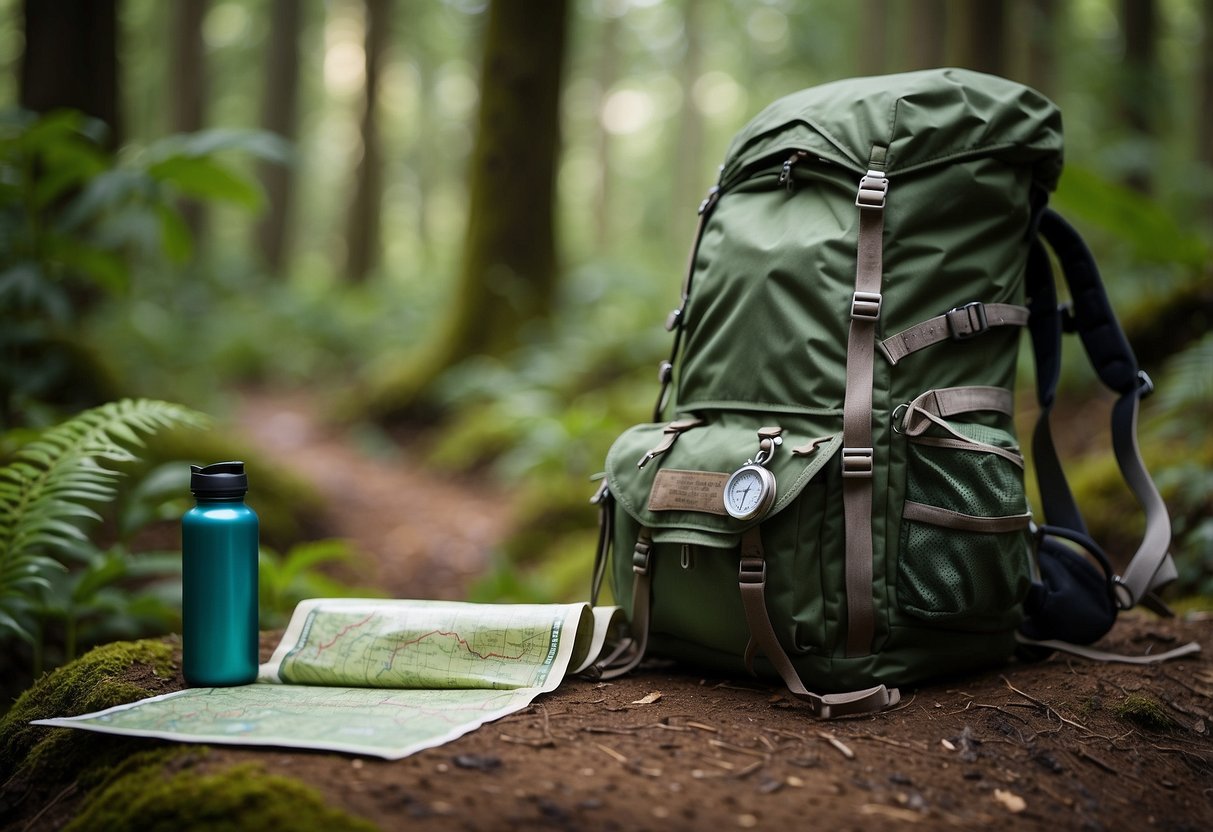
[182,461,259,686]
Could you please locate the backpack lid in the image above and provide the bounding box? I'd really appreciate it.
[721,68,1063,188]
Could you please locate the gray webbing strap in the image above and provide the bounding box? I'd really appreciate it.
[1015,633,1200,665]
[903,385,1014,424]
[596,528,653,680]
[902,501,1032,533]
[736,528,899,718]
[1110,389,1177,608]
[879,303,1029,365]
[841,168,887,657]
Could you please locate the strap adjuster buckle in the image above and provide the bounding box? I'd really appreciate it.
[946,301,988,340]
[738,557,766,584]
[855,171,888,209]
[632,539,652,575]
[851,291,882,321]
[841,447,874,478]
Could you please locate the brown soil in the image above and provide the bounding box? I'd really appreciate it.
[4,392,1212,831]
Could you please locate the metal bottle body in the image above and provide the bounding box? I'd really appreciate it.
[181,497,259,686]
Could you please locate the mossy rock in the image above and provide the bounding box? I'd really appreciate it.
[0,638,177,783]
[65,762,377,832]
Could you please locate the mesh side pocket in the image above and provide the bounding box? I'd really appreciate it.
[897,426,1032,631]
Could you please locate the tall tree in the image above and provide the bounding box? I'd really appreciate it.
[1201,0,1213,188]
[954,0,1007,77]
[858,0,890,76]
[1120,0,1160,193]
[1024,0,1060,96]
[365,0,569,418]
[19,0,122,148]
[344,0,391,283]
[906,0,947,70]
[256,0,304,275]
[169,0,210,241]
[671,0,706,246]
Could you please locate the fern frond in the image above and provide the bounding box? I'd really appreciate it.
[0,399,208,640]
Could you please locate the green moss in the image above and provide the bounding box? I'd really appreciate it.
[66,762,379,832]
[1113,694,1176,732]
[0,638,176,782]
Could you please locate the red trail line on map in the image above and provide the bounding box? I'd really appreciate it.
[314,613,377,652]
[387,629,531,667]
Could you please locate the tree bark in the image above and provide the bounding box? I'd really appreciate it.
[1120,0,1159,193]
[955,0,1007,77]
[365,0,569,420]
[906,0,947,70]
[344,0,391,283]
[256,0,303,276]
[169,0,209,243]
[858,0,890,76]
[1024,0,1060,96]
[440,0,569,359]
[19,0,122,148]
[1200,0,1213,215]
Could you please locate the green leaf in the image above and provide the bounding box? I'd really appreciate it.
[155,204,193,263]
[147,155,263,210]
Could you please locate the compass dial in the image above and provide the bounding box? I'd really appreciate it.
[723,465,776,521]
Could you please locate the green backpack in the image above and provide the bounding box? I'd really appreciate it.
[589,69,1186,717]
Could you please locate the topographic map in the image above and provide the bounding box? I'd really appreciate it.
[34,599,622,759]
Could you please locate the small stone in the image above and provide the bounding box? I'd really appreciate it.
[738,814,759,828]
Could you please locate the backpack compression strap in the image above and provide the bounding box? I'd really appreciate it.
[737,528,900,717]
[1028,209,1177,611]
[840,163,889,657]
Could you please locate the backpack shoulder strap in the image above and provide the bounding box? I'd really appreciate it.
[1028,208,1176,612]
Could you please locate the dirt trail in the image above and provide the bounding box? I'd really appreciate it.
[235,390,515,600]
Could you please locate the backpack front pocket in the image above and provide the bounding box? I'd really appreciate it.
[895,393,1032,631]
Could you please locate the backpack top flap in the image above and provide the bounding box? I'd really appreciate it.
[720,68,1064,186]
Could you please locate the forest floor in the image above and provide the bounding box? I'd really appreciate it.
[3,390,1212,831]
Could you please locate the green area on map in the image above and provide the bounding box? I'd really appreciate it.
[275,602,565,689]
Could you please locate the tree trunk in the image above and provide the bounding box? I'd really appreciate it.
[955,0,1007,77]
[19,0,122,148]
[858,0,890,76]
[1200,0,1213,215]
[593,12,622,251]
[671,0,705,246]
[1024,0,1060,96]
[344,0,391,284]
[169,0,209,243]
[1120,0,1158,193]
[256,0,303,276]
[441,0,568,357]
[906,0,947,70]
[365,0,569,419]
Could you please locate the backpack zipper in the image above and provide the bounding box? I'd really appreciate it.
[778,151,810,191]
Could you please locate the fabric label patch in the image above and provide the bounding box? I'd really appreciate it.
[647,470,729,515]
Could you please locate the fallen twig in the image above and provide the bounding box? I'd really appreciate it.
[1002,676,1094,735]
[818,731,855,760]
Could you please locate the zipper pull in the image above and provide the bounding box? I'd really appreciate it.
[778,151,809,192]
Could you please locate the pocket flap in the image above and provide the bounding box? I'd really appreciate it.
[606,412,841,539]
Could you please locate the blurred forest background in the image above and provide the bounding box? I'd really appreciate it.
[1,0,1211,700]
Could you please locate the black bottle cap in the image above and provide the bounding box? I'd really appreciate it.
[190,461,248,499]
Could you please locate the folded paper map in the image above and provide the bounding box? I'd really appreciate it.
[33,599,623,759]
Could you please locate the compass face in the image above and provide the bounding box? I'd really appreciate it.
[724,465,776,521]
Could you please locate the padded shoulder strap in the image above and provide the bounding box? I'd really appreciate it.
[1029,209,1176,610]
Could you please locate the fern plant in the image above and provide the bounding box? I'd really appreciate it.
[0,399,207,646]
